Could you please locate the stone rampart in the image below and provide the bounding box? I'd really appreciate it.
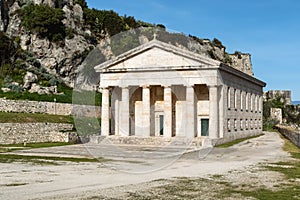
[0,98,101,117]
[276,125,300,148]
[0,123,78,144]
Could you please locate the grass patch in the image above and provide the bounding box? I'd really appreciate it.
[0,154,109,165]
[236,186,300,200]
[216,134,264,148]
[0,85,74,104]
[127,175,300,200]
[5,183,28,187]
[0,112,73,123]
[0,142,74,153]
[0,142,73,148]
[280,133,300,159]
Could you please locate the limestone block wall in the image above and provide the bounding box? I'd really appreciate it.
[0,98,101,117]
[276,125,300,148]
[0,123,78,144]
[221,69,264,140]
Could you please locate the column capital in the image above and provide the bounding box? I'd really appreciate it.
[140,85,150,89]
[99,87,110,93]
[208,84,222,89]
[162,84,171,88]
[121,86,129,89]
[184,84,194,88]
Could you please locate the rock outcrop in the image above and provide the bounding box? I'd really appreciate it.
[0,0,94,87]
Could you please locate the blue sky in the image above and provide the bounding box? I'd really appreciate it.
[87,0,300,101]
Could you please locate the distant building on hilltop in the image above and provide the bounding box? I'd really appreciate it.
[264,90,291,105]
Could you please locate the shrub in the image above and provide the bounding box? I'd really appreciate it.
[73,0,88,9]
[21,3,66,42]
[212,38,225,49]
[263,118,278,131]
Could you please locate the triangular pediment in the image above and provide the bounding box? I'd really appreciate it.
[95,40,220,72]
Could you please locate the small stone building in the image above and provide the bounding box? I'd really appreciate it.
[95,39,266,144]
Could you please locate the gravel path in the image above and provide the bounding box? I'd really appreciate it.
[0,131,290,200]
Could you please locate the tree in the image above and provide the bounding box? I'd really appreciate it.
[124,15,138,29]
[73,0,88,9]
[212,38,225,49]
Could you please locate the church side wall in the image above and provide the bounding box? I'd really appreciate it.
[219,70,264,143]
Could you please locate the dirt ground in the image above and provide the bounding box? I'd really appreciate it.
[0,131,292,200]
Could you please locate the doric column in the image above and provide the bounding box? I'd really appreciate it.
[209,85,219,139]
[164,85,172,137]
[114,96,119,135]
[101,87,110,136]
[218,85,224,138]
[142,85,150,137]
[185,85,195,138]
[120,87,130,136]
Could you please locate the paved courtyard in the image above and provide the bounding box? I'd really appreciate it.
[0,131,290,199]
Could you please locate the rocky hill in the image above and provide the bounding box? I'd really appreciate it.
[0,0,254,95]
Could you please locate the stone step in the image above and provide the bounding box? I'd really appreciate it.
[82,135,214,149]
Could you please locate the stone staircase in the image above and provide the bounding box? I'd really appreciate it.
[82,135,214,150]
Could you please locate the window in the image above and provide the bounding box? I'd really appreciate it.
[234,89,238,110]
[245,93,249,111]
[234,119,237,131]
[240,119,243,130]
[250,94,253,111]
[227,119,231,132]
[246,119,249,130]
[240,91,243,111]
[259,96,262,112]
[227,87,231,109]
[259,119,262,129]
[255,95,258,112]
[250,119,253,130]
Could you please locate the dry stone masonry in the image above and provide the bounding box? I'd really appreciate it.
[0,123,77,144]
[0,98,101,117]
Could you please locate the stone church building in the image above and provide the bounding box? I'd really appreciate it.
[95,39,266,144]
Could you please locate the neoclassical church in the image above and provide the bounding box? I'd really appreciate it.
[95,38,266,144]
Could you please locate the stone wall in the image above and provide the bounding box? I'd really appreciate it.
[276,125,300,148]
[264,90,291,105]
[0,123,78,144]
[0,98,101,117]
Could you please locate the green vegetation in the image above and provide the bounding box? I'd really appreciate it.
[212,38,225,49]
[284,104,300,124]
[0,85,72,103]
[263,95,285,131]
[20,3,66,42]
[0,142,73,153]
[0,31,26,80]
[0,112,73,123]
[84,8,154,38]
[73,0,88,9]
[0,84,102,105]
[216,134,264,148]
[0,154,107,165]
[263,94,300,130]
[0,142,73,148]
